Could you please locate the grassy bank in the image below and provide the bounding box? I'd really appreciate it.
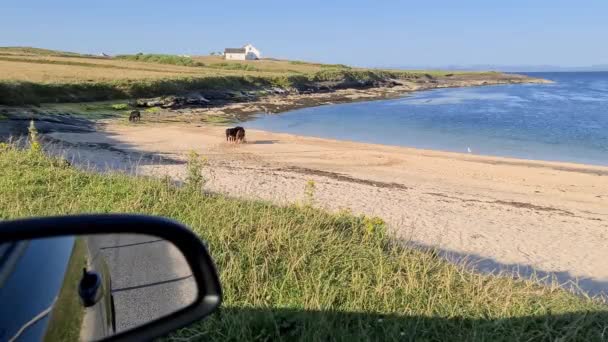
[0,47,496,105]
[0,144,606,341]
[0,70,432,106]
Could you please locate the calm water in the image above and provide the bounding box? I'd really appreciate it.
[243,72,608,166]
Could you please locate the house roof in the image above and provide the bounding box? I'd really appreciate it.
[224,48,246,54]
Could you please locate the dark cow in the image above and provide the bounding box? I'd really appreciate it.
[129,110,141,122]
[225,126,246,143]
[235,127,246,143]
[225,127,238,142]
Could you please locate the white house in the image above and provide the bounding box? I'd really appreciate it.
[224,44,261,60]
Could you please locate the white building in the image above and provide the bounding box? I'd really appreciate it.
[224,44,261,60]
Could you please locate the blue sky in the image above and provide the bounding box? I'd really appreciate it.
[2,0,607,68]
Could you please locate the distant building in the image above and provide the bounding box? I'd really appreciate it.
[98,53,110,58]
[224,44,260,60]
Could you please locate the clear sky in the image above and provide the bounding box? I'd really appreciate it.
[2,0,607,68]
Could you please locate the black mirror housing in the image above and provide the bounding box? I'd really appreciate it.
[0,214,222,342]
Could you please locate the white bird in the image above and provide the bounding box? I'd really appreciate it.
[467,147,472,153]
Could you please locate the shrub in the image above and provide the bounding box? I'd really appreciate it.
[28,120,41,153]
[304,179,316,206]
[110,103,129,110]
[144,107,161,113]
[185,150,206,190]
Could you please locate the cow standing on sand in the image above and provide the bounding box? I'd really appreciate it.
[129,110,141,122]
[225,126,246,143]
[235,127,245,143]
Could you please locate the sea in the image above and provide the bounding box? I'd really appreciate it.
[243,72,608,166]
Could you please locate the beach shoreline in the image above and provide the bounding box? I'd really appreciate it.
[47,123,608,297]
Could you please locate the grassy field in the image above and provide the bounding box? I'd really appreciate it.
[0,141,606,341]
[0,47,491,105]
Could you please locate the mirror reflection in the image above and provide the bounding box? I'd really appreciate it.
[0,234,197,341]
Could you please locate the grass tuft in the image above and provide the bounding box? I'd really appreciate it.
[185,150,207,190]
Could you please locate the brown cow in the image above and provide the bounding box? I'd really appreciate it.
[226,126,246,143]
[129,110,141,122]
[235,127,246,143]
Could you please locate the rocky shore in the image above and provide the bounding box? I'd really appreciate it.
[130,72,551,123]
[0,72,550,138]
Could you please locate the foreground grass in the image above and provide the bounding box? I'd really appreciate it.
[0,147,606,341]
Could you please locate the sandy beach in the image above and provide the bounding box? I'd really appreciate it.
[47,123,608,296]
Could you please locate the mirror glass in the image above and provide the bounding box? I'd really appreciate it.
[0,234,197,341]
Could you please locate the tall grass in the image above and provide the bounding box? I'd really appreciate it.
[114,53,205,67]
[0,76,268,105]
[0,145,605,341]
[0,68,431,105]
[207,62,260,71]
[289,60,352,69]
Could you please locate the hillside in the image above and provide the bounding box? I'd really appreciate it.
[0,47,540,105]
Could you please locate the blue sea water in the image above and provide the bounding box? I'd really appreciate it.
[243,72,608,166]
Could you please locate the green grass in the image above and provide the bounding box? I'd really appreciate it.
[1,71,392,105]
[114,53,205,67]
[207,62,260,71]
[0,145,606,341]
[110,103,129,110]
[201,115,235,125]
[0,46,84,57]
[0,76,261,105]
[36,101,132,119]
[289,60,352,69]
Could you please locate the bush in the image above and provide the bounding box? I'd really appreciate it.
[144,107,161,113]
[110,103,129,110]
[28,120,41,153]
[185,150,207,190]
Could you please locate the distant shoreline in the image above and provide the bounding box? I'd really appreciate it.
[125,72,551,123]
[0,72,551,141]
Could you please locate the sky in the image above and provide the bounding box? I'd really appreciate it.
[2,0,607,68]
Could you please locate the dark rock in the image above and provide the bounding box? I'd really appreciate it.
[271,87,287,94]
[200,90,231,100]
[136,94,212,109]
[185,94,210,105]
[136,97,163,107]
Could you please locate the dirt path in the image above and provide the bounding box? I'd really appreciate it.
[48,123,608,297]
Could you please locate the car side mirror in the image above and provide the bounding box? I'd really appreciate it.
[0,214,222,342]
